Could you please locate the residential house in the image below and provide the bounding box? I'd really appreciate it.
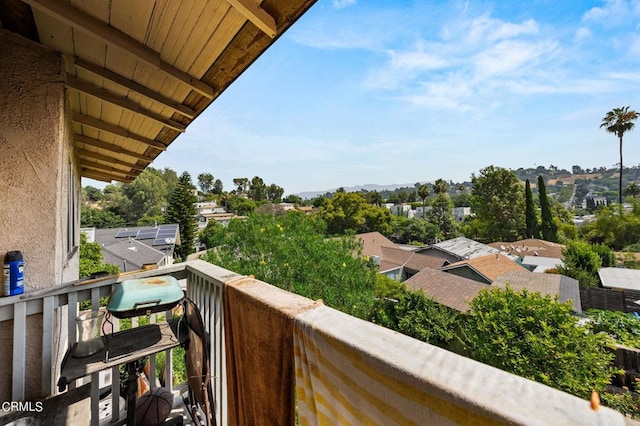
[440,253,529,284]
[404,267,490,312]
[430,236,519,262]
[389,203,414,218]
[198,212,242,229]
[520,255,564,273]
[0,1,626,423]
[452,206,471,222]
[493,271,582,313]
[92,225,180,271]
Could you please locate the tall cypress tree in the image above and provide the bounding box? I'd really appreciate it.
[524,179,539,238]
[538,175,557,242]
[165,172,198,260]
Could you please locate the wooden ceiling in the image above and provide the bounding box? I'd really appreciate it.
[0,0,316,182]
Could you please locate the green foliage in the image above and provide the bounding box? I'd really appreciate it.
[165,172,198,261]
[393,217,439,244]
[227,196,257,216]
[198,220,224,249]
[81,208,125,228]
[121,168,169,223]
[317,191,393,236]
[79,233,120,278]
[202,212,377,318]
[427,193,458,239]
[591,244,616,267]
[367,277,460,349]
[556,240,603,288]
[137,215,165,226]
[593,205,640,250]
[470,165,525,242]
[586,309,640,348]
[197,172,215,195]
[462,287,614,400]
[538,175,558,242]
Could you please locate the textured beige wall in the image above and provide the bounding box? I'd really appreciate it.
[0,30,78,401]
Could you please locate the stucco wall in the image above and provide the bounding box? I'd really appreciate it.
[0,29,77,401]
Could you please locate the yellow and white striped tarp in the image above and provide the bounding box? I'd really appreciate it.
[293,305,625,426]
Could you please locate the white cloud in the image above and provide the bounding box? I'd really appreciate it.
[333,0,356,9]
[473,40,558,77]
[582,0,640,25]
[574,27,592,41]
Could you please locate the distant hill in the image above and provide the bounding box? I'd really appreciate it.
[297,183,426,200]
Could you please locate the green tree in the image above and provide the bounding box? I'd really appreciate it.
[417,184,430,219]
[601,106,639,205]
[367,277,460,349]
[121,168,169,223]
[462,287,614,400]
[197,172,215,195]
[79,233,120,278]
[198,220,223,249]
[164,172,198,261]
[318,191,393,236]
[470,166,525,242]
[556,240,603,288]
[266,183,284,202]
[427,192,458,239]
[624,182,640,199]
[83,186,104,203]
[433,178,447,195]
[212,179,223,195]
[538,175,557,242]
[233,177,249,194]
[81,208,125,228]
[203,213,377,318]
[591,203,640,250]
[248,176,267,201]
[524,179,539,238]
[396,218,439,244]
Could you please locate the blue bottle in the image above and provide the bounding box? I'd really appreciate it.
[3,251,24,296]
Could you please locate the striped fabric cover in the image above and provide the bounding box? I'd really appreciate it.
[293,305,625,426]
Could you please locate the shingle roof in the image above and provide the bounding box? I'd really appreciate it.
[404,267,489,312]
[488,238,565,260]
[493,270,582,312]
[441,254,528,283]
[101,239,165,271]
[521,256,564,273]
[355,232,399,259]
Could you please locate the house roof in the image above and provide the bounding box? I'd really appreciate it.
[93,224,179,270]
[404,267,489,312]
[521,256,564,273]
[441,254,528,283]
[488,238,565,260]
[493,270,582,312]
[0,0,316,183]
[355,232,399,259]
[433,237,518,261]
[599,267,640,291]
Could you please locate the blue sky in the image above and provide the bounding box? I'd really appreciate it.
[87,0,640,195]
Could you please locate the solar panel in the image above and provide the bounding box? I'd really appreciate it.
[136,228,159,240]
[115,230,137,238]
[153,237,176,246]
[158,224,178,232]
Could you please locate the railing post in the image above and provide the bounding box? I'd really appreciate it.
[41,296,55,396]
[12,301,26,401]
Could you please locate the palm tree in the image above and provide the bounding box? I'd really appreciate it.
[624,182,640,199]
[601,106,639,205]
[417,184,430,219]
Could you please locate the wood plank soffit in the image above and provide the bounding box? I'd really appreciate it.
[226,0,277,38]
[73,58,196,119]
[22,0,215,98]
[80,158,133,175]
[74,134,154,162]
[66,75,186,133]
[76,148,146,171]
[71,112,167,151]
[81,168,134,183]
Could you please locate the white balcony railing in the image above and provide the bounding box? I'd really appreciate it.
[0,260,630,425]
